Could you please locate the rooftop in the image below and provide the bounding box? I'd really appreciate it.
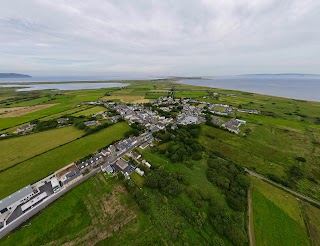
[0,185,34,212]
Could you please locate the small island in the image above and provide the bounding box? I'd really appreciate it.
[0,73,31,78]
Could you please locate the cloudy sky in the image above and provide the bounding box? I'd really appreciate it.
[0,0,319,76]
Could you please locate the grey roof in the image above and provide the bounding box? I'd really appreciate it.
[0,185,34,211]
[116,159,128,170]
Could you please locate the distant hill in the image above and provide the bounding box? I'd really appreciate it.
[241,73,320,77]
[0,73,31,78]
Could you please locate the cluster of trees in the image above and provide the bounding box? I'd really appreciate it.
[125,122,145,137]
[74,120,113,135]
[145,168,181,197]
[208,199,248,246]
[32,119,58,132]
[154,124,204,163]
[206,156,250,212]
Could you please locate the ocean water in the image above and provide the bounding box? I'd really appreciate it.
[179,76,320,102]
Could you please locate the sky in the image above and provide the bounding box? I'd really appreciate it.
[0,0,320,77]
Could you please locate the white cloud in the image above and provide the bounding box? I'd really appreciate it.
[0,0,319,76]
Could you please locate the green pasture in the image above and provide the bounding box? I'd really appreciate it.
[0,122,131,199]
[0,126,84,171]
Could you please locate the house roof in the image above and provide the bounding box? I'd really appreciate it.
[116,159,128,170]
[0,185,34,211]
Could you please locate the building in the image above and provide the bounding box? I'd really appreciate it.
[0,185,34,214]
[101,149,110,157]
[50,177,61,193]
[144,161,151,168]
[84,120,100,127]
[139,142,149,149]
[57,118,69,124]
[132,152,141,159]
[135,168,144,176]
[116,159,128,171]
[101,164,114,174]
[21,192,48,212]
[14,124,34,134]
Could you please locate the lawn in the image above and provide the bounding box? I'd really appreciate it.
[130,172,145,187]
[0,126,84,171]
[0,122,131,199]
[252,177,310,246]
[0,173,145,246]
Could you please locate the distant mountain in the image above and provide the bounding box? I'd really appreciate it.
[0,73,31,78]
[240,73,320,77]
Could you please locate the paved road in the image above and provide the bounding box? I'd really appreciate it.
[244,168,320,207]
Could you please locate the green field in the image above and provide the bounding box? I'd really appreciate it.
[251,177,310,246]
[0,122,131,199]
[72,106,106,116]
[0,173,154,246]
[0,87,115,131]
[200,120,320,200]
[0,126,84,171]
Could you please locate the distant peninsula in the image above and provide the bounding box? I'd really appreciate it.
[0,73,31,78]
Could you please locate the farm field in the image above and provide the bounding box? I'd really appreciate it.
[102,94,149,103]
[0,126,84,171]
[0,122,131,199]
[0,103,73,130]
[0,87,117,130]
[0,104,58,118]
[0,173,154,246]
[251,177,311,246]
[72,106,106,116]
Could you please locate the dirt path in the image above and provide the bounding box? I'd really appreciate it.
[248,186,256,246]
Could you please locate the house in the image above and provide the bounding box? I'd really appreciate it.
[57,118,69,124]
[0,185,34,214]
[101,149,110,157]
[84,120,100,127]
[211,116,224,126]
[135,168,144,176]
[139,142,149,149]
[14,124,34,134]
[108,145,116,153]
[116,159,128,171]
[236,119,247,125]
[60,170,82,185]
[133,152,141,159]
[101,163,114,174]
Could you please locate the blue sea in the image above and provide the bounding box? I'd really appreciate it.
[179,75,320,102]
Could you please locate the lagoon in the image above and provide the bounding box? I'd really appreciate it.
[0,82,128,91]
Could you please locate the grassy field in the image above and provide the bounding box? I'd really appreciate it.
[0,126,84,171]
[251,177,310,246]
[0,173,152,246]
[200,120,320,200]
[0,122,131,199]
[72,106,106,116]
[0,87,115,130]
